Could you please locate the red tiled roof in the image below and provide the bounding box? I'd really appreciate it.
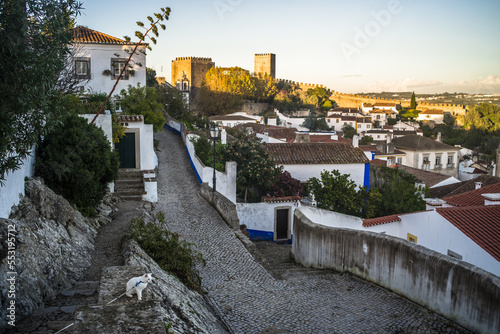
[369,159,388,166]
[234,123,297,142]
[209,115,256,121]
[436,206,500,261]
[265,143,369,165]
[264,196,301,203]
[308,135,351,144]
[394,135,459,151]
[394,164,453,188]
[442,183,500,207]
[119,115,144,122]
[363,214,401,227]
[72,26,140,45]
[429,175,500,198]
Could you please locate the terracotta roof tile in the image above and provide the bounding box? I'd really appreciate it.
[374,103,397,107]
[234,123,297,141]
[393,135,459,151]
[309,135,351,144]
[363,214,401,227]
[119,115,144,122]
[442,183,500,207]
[429,175,500,198]
[209,115,256,121]
[392,164,452,188]
[264,196,301,203]
[436,206,500,261]
[72,26,140,45]
[265,143,369,165]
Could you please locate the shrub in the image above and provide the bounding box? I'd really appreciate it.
[36,113,119,216]
[129,215,205,291]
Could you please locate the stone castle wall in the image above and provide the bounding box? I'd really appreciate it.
[171,57,214,89]
[278,78,468,116]
[254,53,276,78]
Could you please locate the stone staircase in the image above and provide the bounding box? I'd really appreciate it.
[114,170,146,201]
[11,266,166,333]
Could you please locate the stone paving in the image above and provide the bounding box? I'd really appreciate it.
[154,128,471,334]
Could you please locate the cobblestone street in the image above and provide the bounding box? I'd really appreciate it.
[153,128,471,334]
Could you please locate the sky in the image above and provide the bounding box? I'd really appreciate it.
[76,0,500,94]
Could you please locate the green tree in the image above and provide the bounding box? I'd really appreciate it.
[459,103,500,131]
[410,91,416,110]
[307,170,363,216]
[0,0,82,182]
[224,131,282,202]
[273,81,304,113]
[93,6,171,122]
[35,113,119,216]
[443,113,456,127]
[371,165,426,216]
[342,124,357,139]
[306,87,332,113]
[146,67,158,87]
[118,84,166,132]
[157,84,190,121]
[359,136,374,145]
[302,112,330,131]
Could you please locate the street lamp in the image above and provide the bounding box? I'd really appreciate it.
[210,123,220,193]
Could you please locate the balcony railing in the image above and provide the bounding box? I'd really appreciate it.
[447,163,455,169]
[434,164,442,170]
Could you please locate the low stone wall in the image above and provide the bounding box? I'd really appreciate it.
[292,209,500,334]
[199,183,239,230]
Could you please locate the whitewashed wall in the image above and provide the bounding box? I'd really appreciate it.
[0,148,36,218]
[298,206,500,277]
[237,200,302,240]
[73,43,146,95]
[186,134,237,203]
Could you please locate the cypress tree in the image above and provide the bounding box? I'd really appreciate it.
[410,91,416,110]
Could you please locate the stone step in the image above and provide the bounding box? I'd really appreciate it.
[72,301,166,334]
[115,194,144,201]
[118,170,143,179]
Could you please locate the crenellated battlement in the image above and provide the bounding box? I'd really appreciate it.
[173,57,213,62]
[255,53,273,57]
[277,78,467,114]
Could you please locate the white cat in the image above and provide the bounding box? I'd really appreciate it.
[126,273,154,301]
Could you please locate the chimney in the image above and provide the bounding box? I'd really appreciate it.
[475,182,482,190]
[376,141,386,154]
[436,132,442,142]
[425,198,446,211]
[221,128,227,145]
[352,135,359,148]
[295,133,310,143]
[482,193,500,206]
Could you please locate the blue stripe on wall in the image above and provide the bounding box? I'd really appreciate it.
[246,229,274,241]
[364,162,370,190]
[164,123,202,184]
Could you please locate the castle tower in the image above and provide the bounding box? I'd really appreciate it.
[254,53,276,78]
[171,57,215,100]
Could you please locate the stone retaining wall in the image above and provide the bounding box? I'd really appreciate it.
[199,183,239,230]
[292,209,500,334]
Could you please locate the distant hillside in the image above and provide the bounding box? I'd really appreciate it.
[358,92,500,106]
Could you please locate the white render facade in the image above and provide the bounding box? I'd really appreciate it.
[398,149,459,178]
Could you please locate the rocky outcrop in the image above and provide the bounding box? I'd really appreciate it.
[123,239,229,334]
[0,178,114,332]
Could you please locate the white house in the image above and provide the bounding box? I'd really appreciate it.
[115,115,157,202]
[264,143,370,188]
[373,102,398,113]
[237,196,302,243]
[296,191,500,277]
[393,135,460,178]
[209,115,258,128]
[417,109,445,124]
[71,26,146,97]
